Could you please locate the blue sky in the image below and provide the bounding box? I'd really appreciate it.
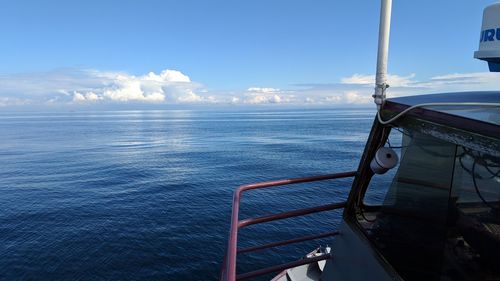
[1,0,499,108]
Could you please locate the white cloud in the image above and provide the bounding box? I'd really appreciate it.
[0,97,31,107]
[0,68,204,105]
[246,94,283,104]
[85,92,101,101]
[224,71,499,106]
[340,74,373,85]
[325,72,500,104]
[323,96,341,103]
[143,69,191,83]
[341,73,417,87]
[243,87,294,104]
[0,68,498,107]
[247,87,281,94]
[344,91,371,104]
[339,72,500,92]
[72,91,103,102]
[72,92,86,102]
[100,75,166,102]
[91,69,199,103]
[305,97,316,103]
[175,89,203,103]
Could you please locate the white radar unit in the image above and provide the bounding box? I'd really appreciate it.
[474,3,500,72]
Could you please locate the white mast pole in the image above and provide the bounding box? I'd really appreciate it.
[374,0,392,110]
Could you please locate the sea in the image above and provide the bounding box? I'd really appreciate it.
[0,108,377,281]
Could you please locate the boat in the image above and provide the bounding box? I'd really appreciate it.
[220,1,500,280]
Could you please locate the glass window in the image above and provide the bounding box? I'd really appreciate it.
[358,128,500,281]
[447,146,500,279]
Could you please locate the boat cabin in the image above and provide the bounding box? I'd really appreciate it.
[337,92,500,281]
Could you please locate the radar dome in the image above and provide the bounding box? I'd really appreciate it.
[474,3,500,72]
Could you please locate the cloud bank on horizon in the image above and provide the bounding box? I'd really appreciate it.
[0,68,499,107]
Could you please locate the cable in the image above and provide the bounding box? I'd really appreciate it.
[485,165,500,178]
[377,102,500,125]
[386,137,408,149]
[471,159,499,211]
[460,147,500,179]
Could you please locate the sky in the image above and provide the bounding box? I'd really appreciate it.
[0,0,499,109]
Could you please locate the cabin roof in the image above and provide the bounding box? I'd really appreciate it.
[384,91,500,139]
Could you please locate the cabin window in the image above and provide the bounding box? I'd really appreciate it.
[358,128,500,281]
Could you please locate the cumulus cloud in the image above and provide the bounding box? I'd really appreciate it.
[176,89,204,103]
[0,68,498,107]
[243,87,294,104]
[72,91,102,102]
[93,69,201,103]
[0,68,206,105]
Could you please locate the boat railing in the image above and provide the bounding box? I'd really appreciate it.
[220,171,358,281]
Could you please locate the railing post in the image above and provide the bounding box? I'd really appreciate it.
[226,187,242,281]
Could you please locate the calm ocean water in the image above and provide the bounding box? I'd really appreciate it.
[0,108,375,280]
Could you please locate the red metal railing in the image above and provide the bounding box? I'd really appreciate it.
[221,171,357,281]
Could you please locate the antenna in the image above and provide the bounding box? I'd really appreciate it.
[373,0,393,110]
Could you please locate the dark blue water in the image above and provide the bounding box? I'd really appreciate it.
[0,109,374,280]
